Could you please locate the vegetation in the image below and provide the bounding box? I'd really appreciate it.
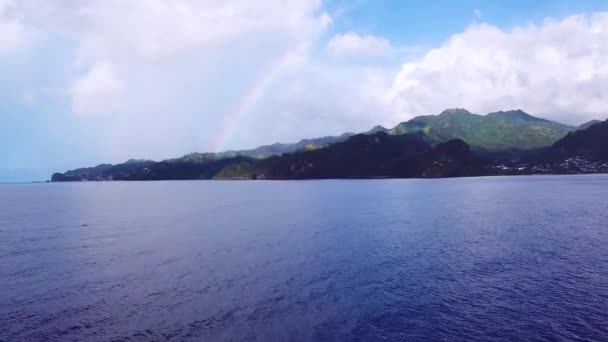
[551,119,608,161]
[215,133,353,159]
[381,109,574,150]
[51,110,608,181]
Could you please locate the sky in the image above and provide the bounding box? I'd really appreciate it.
[1,0,608,181]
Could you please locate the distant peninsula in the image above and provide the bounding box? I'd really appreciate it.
[51,109,608,181]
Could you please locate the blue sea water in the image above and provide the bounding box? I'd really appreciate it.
[1,176,608,341]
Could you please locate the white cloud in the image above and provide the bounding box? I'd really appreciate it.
[390,13,608,123]
[4,2,608,166]
[6,0,335,160]
[4,0,330,110]
[71,0,330,64]
[70,63,125,116]
[0,19,25,51]
[326,32,392,58]
[0,0,28,52]
[236,63,394,147]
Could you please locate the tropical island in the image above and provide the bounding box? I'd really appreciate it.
[51,109,608,181]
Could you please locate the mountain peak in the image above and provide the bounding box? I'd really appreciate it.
[487,109,539,121]
[367,125,388,134]
[168,152,218,163]
[124,158,154,164]
[439,108,472,116]
[577,119,602,131]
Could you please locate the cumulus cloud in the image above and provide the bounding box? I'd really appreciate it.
[1,0,339,160]
[70,63,125,116]
[3,2,608,167]
[57,0,331,118]
[389,13,608,124]
[71,0,330,63]
[236,64,394,147]
[326,32,392,58]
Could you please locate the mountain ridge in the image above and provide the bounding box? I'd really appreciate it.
[383,108,575,150]
[51,109,602,181]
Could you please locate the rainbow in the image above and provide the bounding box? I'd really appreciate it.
[209,59,286,153]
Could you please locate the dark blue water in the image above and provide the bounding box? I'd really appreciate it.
[2,176,608,341]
